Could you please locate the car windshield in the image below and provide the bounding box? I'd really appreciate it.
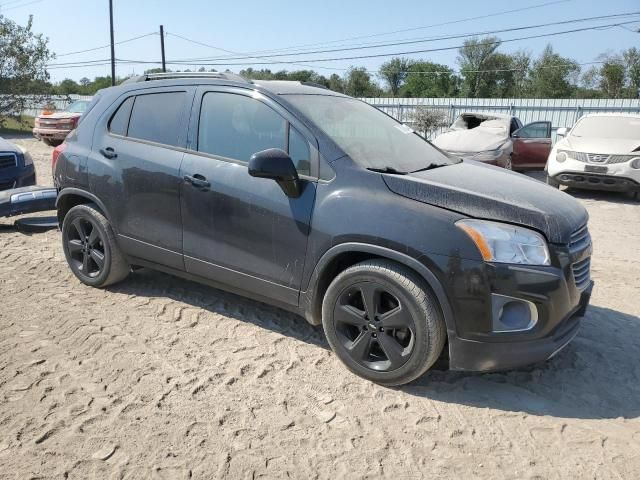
[285,95,457,172]
[571,116,640,140]
[65,100,90,114]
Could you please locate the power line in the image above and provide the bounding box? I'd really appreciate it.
[55,32,158,57]
[164,12,640,64]
[119,20,639,68]
[0,0,43,12]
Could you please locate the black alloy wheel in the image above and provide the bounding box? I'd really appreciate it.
[333,282,415,372]
[66,217,105,278]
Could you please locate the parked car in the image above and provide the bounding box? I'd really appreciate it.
[0,137,35,191]
[54,73,592,386]
[33,99,92,146]
[433,112,552,170]
[547,114,640,196]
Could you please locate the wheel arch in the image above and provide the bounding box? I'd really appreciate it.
[56,188,113,229]
[301,243,455,335]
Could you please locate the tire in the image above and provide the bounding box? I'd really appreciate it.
[546,175,560,188]
[61,204,129,288]
[42,139,61,147]
[322,259,446,386]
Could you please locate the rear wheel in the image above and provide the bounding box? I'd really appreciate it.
[322,259,446,386]
[61,204,129,288]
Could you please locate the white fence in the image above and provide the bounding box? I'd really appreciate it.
[359,97,640,141]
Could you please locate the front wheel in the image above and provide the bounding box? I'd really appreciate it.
[322,260,446,386]
[61,204,130,288]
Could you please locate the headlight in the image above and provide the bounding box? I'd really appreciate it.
[457,219,550,266]
[631,157,640,169]
[23,152,34,166]
[556,151,568,162]
[472,148,505,161]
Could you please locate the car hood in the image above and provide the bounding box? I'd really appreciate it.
[383,161,587,244]
[0,137,19,153]
[559,136,640,155]
[433,122,510,153]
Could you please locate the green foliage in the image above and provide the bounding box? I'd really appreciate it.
[344,67,381,97]
[400,62,458,98]
[457,36,502,98]
[529,45,579,98]
[378,57,411,96]
[0,14,52,126]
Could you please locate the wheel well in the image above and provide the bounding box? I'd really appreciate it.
[56,194,100,225]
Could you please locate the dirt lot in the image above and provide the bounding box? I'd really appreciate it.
[1,137,639,479]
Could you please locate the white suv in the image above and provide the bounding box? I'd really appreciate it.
[546,114,640,197]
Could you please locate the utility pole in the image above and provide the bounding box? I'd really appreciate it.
[109,0,116,86]
[160,25,166,73]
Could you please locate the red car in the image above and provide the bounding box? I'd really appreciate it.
[33,100,91,147]
[433,113,552,170]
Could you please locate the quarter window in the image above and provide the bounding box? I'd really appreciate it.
[288,127,311,176]
[108,96,134,136]
[198,92,286,162]
[126,92,187,146]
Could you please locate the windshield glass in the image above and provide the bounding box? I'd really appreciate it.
[285,95,456,172]
[571,116,640,140]
[65,100,90,114]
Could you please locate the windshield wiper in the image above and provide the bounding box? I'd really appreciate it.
[410,163,448,173]
[366,166,408,175]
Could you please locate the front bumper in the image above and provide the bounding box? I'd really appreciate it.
[547,155,640,192]
[33,127,70,141]
[552,172,640,192]
[442,235,593,372]
[449,283,592,371]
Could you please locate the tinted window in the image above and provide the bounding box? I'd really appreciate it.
[289,127,311,176]
[127,92,186,146]
[198,93,286,161]
[108,96,134,136]
[77,94,102,125]
[516,122,549,139]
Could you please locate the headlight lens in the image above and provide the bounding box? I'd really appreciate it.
[457,219,550,266]
[556,151,568,162]
[23,152,34,166]
[631,157,640,169]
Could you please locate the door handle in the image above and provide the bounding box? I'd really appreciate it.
[184,174,210,189]
[99,147,117,159]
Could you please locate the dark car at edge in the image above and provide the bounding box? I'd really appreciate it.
[0,137,36,191]
[53,73,593,386]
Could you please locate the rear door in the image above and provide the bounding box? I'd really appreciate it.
[90,87,195,270]
[179,86,317,306]
[511,121,552,169]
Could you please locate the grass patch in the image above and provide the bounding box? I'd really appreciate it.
[0,116,35,135]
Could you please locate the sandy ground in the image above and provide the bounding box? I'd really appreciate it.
[1,136,639,479]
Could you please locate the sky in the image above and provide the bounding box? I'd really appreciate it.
[1,0,639,83]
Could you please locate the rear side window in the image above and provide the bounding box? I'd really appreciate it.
[108,96,134,136]
[198,92,286,162]
[127,92,187,146]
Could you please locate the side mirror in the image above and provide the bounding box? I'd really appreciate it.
[556,127,568,137]
[248,148,302,198]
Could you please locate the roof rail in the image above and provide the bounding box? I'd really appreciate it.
[122,72,250,85]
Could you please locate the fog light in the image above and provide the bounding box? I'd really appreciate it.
[491,294,538,332]
[556,151,568,163]
[631,157,640,169]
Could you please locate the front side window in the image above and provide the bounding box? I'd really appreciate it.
[127,92,187,146]
[198,92,286,162]
[516,122,549,139]
[285,95,455,173]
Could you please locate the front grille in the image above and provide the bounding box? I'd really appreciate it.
[572,257,591,290]
[570,152,635,165]
[569,224,591,253]
[569,224,592,291]
[38,119,60,129]
[0,153,17,170]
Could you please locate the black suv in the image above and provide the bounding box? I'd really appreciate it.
[54,73,593,385]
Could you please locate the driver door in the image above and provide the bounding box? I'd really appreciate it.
[511,121,552,169]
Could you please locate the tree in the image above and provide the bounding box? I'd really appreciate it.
[327,73,345,93]
[599,58,625,98]
[457,36,502,97]
[344,67,381,97]
[79,77,90,87]
[529,45,579,98]
[378,57,411,96]
[56,78,80,95]
[401,61,458,98]
[0,14,52,125]
[409,106,449,138]
[622,47,640,98]
[509,50,532,98]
